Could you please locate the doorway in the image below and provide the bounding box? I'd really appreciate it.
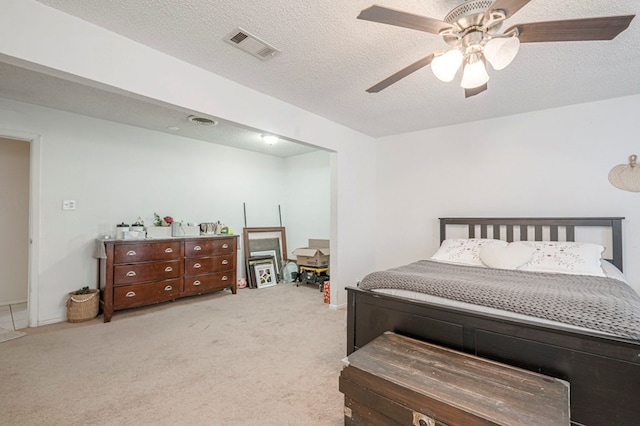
[0,137,29,329]
[0,130,40,328]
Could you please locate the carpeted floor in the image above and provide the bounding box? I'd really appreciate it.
[0,283,346,425]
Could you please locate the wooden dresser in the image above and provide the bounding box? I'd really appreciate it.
[99,236,238,322]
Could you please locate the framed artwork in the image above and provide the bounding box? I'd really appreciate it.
[247,255,275,289]
[250,249,280,277]
[254,262,277,289]
[243,227,287,282]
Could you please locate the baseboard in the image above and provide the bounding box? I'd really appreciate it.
[37,316,66,327]
[0,299,28,307]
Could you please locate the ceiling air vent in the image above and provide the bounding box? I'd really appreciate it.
[224,27,280,61]
[187,115,217,126]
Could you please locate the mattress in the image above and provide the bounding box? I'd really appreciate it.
[363,260,637,339]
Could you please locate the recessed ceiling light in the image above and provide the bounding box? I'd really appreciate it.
[187,115,218,126]
[262,135,279,145]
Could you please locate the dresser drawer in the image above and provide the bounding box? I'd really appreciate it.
[114,260,181,285]
[114,279,181,310]
[114,241,181,263]
[185,254,234,275]
[185,238,235,257]
[184,271,235,293]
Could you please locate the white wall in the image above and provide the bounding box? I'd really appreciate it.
[375,95,640,294]
[0,98,297,323]
[0,0,377,318]
[0,137,29,305]
[284,150,331,257]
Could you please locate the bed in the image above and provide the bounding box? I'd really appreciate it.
[346,217,640,426]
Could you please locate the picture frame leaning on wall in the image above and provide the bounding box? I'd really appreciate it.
[243,227,287,287]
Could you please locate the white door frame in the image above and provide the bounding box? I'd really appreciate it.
[0,128,41,327]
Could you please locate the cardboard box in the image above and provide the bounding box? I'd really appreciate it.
[292,239,330,267]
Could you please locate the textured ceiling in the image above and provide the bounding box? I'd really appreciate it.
[14,0,640,140]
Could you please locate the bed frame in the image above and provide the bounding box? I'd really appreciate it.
[346,217,640,426]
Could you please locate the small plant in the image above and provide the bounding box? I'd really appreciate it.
[73,286,92,295]
[153,212,174,226]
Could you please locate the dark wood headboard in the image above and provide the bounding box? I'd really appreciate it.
[439,217,624,272]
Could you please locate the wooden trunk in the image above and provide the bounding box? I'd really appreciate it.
[340,332,570,426]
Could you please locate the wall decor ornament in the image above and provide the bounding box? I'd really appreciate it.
[243,227,287,287]
[609,155,640,192]
[254,262,277,289]
[251,249,280,277]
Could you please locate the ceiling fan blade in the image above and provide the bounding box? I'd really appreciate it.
[485,0,532,20]
[358,5,452,35]
[507,15,635,43]
[366,53,436,93]
[465,84,488,98]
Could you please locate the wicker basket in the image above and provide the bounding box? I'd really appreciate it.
[66,289,100,323]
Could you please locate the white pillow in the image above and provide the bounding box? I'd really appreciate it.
[431,239,508,267]
[600,260,626,283]
[512,241,606,277]
[479,242,535,270]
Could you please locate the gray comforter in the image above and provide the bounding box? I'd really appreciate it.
[358,260,640,340]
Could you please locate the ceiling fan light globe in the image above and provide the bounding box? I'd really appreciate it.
[460,58,490,89]
[431,49,463,82]
[484,37,520,70]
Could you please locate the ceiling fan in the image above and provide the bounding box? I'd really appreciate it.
[358,0,635,97]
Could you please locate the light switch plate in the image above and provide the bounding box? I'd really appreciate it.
[62,200,76,210]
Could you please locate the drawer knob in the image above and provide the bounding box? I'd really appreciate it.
[222,244,229,249]
[193,280,201,286]
[221,259,229,265]
[125,291,136,298]
[164,266,173,272]
[193,263,201,269]
[165,248,173,253]
[164,285,173,291]
[194,246,202,251]
[222,275,228,281]
[126,250,136,256]
[125,271,137,277]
